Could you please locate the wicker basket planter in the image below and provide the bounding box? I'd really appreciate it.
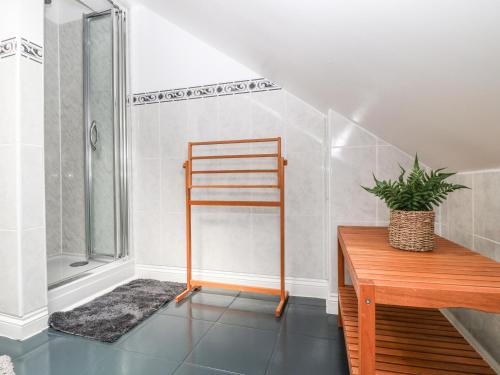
[389,210,435,251]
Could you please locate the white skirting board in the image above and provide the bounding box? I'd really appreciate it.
[136,264,330,302]
[441,309,500,374]
[0,308,49,340]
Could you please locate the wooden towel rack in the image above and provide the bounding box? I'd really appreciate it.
[175,137,289,317]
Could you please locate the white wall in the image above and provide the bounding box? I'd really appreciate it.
[129,4,329,296]
[130,5,258,93]
[0,0,48,339]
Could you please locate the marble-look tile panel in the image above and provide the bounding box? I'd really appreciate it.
[285,214,324,279]
[443,174,473,248]
[474,171,500,243]
[329,110,376,148]
[375,145,414,223]
[60,19,86,256]
[285,93,325,154]
[44,18,61,257]
[159,101,188,159]
[332,146,377,222]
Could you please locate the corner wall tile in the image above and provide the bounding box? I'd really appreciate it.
[21,227,46,313]
[0,230,20,315]
[21,146,45,229]
[0,145,18,230]
[474,171,500,243]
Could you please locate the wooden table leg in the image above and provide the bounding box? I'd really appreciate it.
[359,283,376,375]
[338,239,344,328]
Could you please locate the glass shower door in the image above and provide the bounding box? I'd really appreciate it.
[84,9,127,259]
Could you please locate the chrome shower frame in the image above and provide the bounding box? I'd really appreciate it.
[83,4,128,261]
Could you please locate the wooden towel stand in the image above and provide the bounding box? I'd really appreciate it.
[175,137,288,317]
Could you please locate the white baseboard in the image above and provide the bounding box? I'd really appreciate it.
[136,264,328,300]
[441,309,500,374]
[326,293,339,315]
[48,258,135,313]
[0,307,49,340]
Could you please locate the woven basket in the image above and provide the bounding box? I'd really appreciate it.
[389,210,435,251]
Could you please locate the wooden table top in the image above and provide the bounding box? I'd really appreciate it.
[338,226,500,313]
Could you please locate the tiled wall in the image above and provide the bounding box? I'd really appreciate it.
[441,171,500,361]
[132,88,327,280]
[43,18,86,257]
[328,110,433,292]
[0,0,46,319]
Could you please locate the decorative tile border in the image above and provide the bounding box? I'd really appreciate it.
[0,37,17,59]
[20,38,43,64]
[0,37,43,64]
[132,78,281,105]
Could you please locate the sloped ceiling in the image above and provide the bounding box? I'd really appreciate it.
[134,0,500,171]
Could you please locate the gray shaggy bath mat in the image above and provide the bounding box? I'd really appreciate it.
[49,279,185,343]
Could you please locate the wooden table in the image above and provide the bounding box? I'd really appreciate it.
[337,226,500,375]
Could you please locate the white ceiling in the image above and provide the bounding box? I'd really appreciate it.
[134,0,500,171]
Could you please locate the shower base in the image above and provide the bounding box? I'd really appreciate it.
[47,255,109,287]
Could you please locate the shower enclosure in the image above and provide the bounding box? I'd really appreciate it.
[44,0,128,287]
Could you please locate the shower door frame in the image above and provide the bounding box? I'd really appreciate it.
[83,5,128,261]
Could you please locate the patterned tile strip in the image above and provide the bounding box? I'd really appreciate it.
[0,37,17,59]
[132,78,281,105]
[20,38,43,64]
[0,37,43,64]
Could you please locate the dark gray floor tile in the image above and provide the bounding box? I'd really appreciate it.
[186,323,277,375]
[197,287,240,297]
[266,331,349,375]
[288,296,326,307]
[93,349,179,375]
[238,292,281,302]
[118,314,213,362]
[174,363,242,375]
[12,335,116,375]
[282,304,340,339]
[189,293,236,308]
[159,298,227,322]
[0,331,51,359]
[219,298,283,331]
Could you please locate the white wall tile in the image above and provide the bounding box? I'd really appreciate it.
[0,145,18,230]
[21,146,45,229]
[134,209,162,265]
[133,158,161,211]
[21,227,47,314]
[285,93,325,153]
[285,215,324,279]
[330,110,376,148]
[0,58,17,144]
[0,230,20,315]
[159,101,188,158]
[20,58,44,146]
[474,171,500,243]
[134,104,160,159]
[332,146,377,222]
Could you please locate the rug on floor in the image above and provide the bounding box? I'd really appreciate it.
[49,279,186,343]
[0,355,15,375]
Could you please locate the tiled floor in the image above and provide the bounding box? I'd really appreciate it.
[47,255,109,286]
[1,289,349,375]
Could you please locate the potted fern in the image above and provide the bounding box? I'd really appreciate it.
[362,155,468,251]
